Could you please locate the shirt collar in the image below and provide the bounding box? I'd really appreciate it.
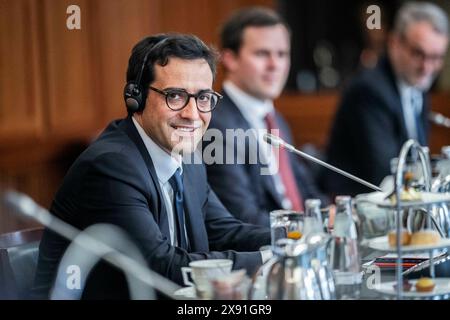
[398,80,413,94]
[397,80,423,109]
[223,80,274,122]
[397,77,424,96]
[132,116,182,184]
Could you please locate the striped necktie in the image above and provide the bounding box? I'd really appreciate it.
[264,112,304,211]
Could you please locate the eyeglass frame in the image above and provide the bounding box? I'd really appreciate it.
[399,34,447,66]
[148,86,223,113]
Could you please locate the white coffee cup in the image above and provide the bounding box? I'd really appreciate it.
[181,259,233,298]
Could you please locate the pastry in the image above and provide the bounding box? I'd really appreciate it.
[393,279,412,292]
[389,189,422,204]
[415,277,435,292]
[387,172,422,204]
[388,229,411,246]
[410,229,441,246]
[287,230,302,240]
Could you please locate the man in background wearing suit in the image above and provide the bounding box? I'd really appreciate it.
[204,7,328,227]
[321,2,448,196]
[33,34,270,299]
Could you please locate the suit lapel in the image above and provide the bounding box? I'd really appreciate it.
[381,57,409,143]
[392,92,410,144]
[419,93,429,145]
[259,169,284,208]
[222,93,284,208]
[119,116,170,237]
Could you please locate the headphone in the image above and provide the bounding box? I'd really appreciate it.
[123,37,169,113]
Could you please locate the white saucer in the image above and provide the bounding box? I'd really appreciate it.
[174,286,197,299]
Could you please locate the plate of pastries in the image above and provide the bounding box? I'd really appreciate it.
[374,277,450,298]
[359,191,450,209]
[364,229,450,252]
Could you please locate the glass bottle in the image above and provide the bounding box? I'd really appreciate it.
[330,195,361,299]
[304,199,336,299]
[303,199,324,237]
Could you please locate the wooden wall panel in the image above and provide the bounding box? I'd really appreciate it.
[0,0,44,143]
[275,92,338,148]
[42,0,99,139]
[429,92,450,154]
[157,0,273,44]
[89,0,160,124]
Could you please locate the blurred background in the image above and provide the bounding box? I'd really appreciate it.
[0,0,449,233]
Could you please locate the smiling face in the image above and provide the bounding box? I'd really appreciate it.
[390,21,448,90]
[134,57,213,155]
[223,24,290,100]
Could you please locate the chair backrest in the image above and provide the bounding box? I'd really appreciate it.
[0,227,43,299]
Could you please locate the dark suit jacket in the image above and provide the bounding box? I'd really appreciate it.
[203,92,329,227]
[33,116,270,299]
[320,56,429,196]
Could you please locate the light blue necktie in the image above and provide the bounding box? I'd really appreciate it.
[411,90,425,144]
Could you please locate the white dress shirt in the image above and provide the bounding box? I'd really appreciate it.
[223,81,293,209]
[397,81,423,141]
[132,116,188,247]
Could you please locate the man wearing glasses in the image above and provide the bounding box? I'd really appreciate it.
[33,34,270,299]
[321,2,449,196]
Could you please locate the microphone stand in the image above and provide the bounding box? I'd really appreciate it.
[263,133,382,192]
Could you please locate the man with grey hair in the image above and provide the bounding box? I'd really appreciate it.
[321,1,449,196]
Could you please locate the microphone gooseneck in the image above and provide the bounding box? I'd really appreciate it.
[3,190,180,299]
[263,133,382,192]
[429,111,450,128]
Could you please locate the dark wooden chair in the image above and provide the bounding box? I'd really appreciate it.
[0,227,44,299]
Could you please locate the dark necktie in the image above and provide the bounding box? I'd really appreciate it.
[169,168,189,250]
[264,112,304,212]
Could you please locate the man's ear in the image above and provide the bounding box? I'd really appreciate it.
[221,49,239,72]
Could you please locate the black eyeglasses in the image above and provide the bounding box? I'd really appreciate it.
[400,35,446,65]
[148,86,222,113]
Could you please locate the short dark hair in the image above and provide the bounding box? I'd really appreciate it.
[220,6,290,53]
[126,33,218,110]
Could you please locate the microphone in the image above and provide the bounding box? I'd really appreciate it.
[429,111,450,128]
[263,133,382,192]
[3,190,180,299]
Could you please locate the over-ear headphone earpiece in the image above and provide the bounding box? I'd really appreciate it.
[124,82,143,113]
[124,37,170,113]
[124,47,151,113]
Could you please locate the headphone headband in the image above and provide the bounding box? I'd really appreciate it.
[124,37,170,113]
